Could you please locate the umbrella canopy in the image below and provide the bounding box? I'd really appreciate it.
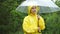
[16,0,60,13]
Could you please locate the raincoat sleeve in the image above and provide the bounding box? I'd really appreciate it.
[39,16,45,30]
[22,17,35,33]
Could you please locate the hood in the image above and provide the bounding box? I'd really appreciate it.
[28,6,39,15]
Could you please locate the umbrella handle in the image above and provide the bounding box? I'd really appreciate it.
[37,15,41,33]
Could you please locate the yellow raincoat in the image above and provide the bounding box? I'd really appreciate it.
[22,6,45,34]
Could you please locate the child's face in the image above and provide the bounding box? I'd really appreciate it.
[30,6,37,14]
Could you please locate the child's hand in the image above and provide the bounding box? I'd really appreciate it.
[38,27,41,33]
[37,15,40,20]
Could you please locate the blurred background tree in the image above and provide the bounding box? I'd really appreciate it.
[0,0,60,34]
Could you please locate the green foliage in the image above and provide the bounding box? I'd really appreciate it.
[55,0,60,7]
[42,12,60,34]
[0,0,24,34]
